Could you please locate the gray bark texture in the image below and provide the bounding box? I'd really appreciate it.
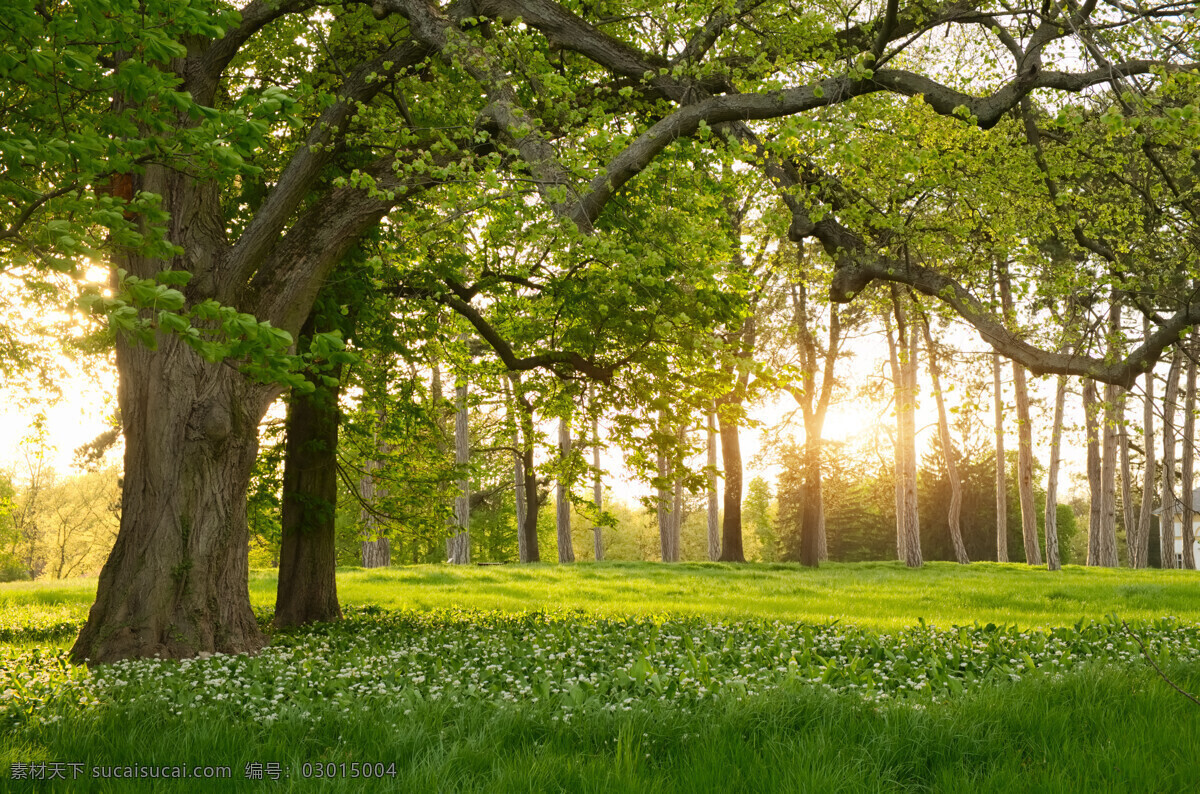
[1162,350,1182,568]
[1044,374,1067,571]
[1133,358,1155,569]
[1182,342,1197,569]
[707,407,720,561]
[1083,380,1104,566]
[993,350,1009,563]
[921,316,969,564]
[447,379,470,564]
[556,416,575,563]
[592,407,603,562]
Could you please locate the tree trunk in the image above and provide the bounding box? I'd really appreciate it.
[1084,380,1104,566]
[671,422,685,561]
[885,290,921,567]
[1162,350,1182,568]
[707,406,720,561]
[921,315,969,564]
[557,416,575,563]
[71,334,271,663]
[655,412,678,562]
[275,343,343,628]
[360,411,390,569]
[511,387,528,563]
[1096,378,1121,567]
[1044,373,1067,571]
[1182,340,1197,569]
[447,377,470,564]
[1133,336,1154,569]
[592,409,603,562]
[998,265,1041,565]
[717,404,746,562]
[993,350,1009,563]
[1119,412,1135,568]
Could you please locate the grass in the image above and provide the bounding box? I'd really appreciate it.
[3,562,1200,791]
[7,561,1200,639]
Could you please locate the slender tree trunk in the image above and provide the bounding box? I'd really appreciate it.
[885,291,921,567]
[1044,374,1067,571]
[556,415,574,563]
[1133,339,1155,568]
[884,312,906,562]
[447,377,470,564]
[655,412,679,562]
[510,383,528,563]
[592,405,603,562]
[1182,341,1197,569]
[275,352,343,627]
[1084,380,1104,566]
[998,265,1041,565]
[1119,413,1135,568]
[1095,384,1121,568]
[993,350,1009,563]
[1162,350,1182,568]
[513,388,541,563]
[360,410,390,568]
[921,316,969,564]
[717,404,746,562]
[671,422,685,560]
[707,406,720,561]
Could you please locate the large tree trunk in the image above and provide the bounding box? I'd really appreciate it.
[556,416,575,563]
[1182,341,1197,569]
[71,334,271,663]
[921,315,969,564]
[447,377,470,564]
[1133,336,1155,569]
[1044,373,1067,571]
[1162,350,1182,568]
[707,405,720,561]
[275,343,343,627]
[1083,380,1104,566]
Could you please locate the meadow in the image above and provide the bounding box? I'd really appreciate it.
[4,562,1200,791]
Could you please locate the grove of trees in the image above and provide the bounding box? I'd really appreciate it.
[1,0,1197,663]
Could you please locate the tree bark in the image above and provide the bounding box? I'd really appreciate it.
[1083,380,1104,566]
[447,377,470,564]
[920,314,969,564]
[707,405,720,561]
[717,405,746,562]
[1118,410,1135,568]
[1044,373,1067,571]
[275,342,343,627]
[885,290,921,567]
[789,268,842,568]
[1182,339,1197,569]
[592,408,603,562]
[1162,350,1182,568]
[70,334,271,663]
[556,416,575,563]
[1133,332,1154,568]
[359,411,390,569]
[993,349,1009,563]
[1095,378,1121,567]
[998,263,1041,565]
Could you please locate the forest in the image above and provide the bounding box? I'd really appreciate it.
[1,0,1200,789]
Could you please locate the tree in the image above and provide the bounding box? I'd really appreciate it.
[13,0,1181,662]
[918,308,969,564]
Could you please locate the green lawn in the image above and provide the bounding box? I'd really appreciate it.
[3,562,1200,792]
[7,561,1200,638]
